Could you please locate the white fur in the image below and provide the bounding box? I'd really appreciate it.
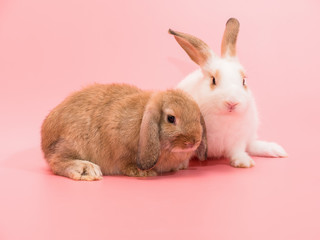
[176,46,287,167]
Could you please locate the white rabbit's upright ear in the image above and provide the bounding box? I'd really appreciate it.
[169,29,213,66]
[137,96,162,171]
[221,18,240,58]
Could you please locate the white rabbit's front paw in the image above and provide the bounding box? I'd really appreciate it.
[230,152,255,168]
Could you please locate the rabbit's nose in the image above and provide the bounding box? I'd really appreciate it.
[185,142,194,148]
[225,101,239,110]
[186,138,201,148]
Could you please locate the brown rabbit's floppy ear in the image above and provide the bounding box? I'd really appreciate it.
[137,96,162,170]
[169,29,212,66]
[196,113,208,161]
[221,18,240,58]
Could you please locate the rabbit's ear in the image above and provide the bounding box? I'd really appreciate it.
[137,97,162,170]
[196,113,208,161]
[221,18,240,58]
[169,29,213,66]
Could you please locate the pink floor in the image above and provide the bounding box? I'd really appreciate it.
[1,0,319,239]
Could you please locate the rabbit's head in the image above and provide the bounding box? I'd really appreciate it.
[169,18,253,115]
[137,90,207,170]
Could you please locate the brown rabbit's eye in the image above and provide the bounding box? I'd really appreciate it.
[167,115,176,124]
[212,76,216,85]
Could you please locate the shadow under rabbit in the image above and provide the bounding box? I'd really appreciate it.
[1,147,241,181]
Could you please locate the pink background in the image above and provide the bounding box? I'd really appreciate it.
[0,0,319,239]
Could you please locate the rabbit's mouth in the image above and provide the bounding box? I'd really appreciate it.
[171,142,200,153]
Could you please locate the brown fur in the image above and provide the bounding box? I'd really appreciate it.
[41,83,207,180]
[221,18,240,57]
[168,29,211,66]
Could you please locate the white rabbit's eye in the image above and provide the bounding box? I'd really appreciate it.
[167,115,176,124]
[212,76,216,85]
[243,78,247,86]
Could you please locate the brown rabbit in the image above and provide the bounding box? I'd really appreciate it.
[41,83,207,180]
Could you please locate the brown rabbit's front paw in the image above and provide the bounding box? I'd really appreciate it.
[141,169,157,177]
[122,164,157,177]
[65,160,103,181]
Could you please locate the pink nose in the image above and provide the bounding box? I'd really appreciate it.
[225,101,239,110]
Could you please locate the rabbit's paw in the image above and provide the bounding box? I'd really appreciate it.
[247,140,288,158]
[178,160,189,170]
[262,142,288,157]
[123,164,157,177]
[230,152,255,168]
[65,160,103,181]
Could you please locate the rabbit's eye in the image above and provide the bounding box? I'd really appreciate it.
[243,78,247,86]
[167,115,176,124]
[212,76,216,85]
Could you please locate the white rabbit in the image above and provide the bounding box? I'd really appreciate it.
[169,18,287,168]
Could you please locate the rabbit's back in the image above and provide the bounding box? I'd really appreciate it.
[41,84,151,174]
